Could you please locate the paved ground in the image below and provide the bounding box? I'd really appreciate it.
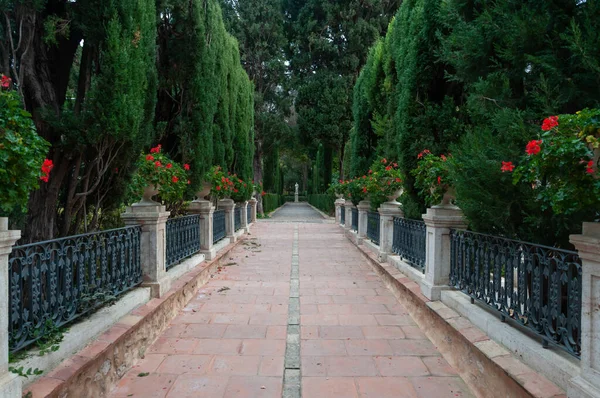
[109,203,473,398]
[267,202,328,222]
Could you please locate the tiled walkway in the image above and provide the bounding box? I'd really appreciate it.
[109,203,473,398]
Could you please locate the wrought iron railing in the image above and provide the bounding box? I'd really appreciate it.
[247,204,252,224]
[166,215,201,270]
[449,229,582,358]
[213,209,226,244]
[367,211,380,245]
[392,218,426,273]
[351,208,358,231]
[340,205,346,225]
[234,206,242,231]
[8,226,142,353]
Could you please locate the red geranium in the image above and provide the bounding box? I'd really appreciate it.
[166,163,172,169]
[541,116,558,131]
[40,159,54,182]
[501,161,515,173]
[150,144,162,154]
[184,163,190,171]
[154,161,162,168]
[146,154,154,161]
[1,75,11,89]
[525,140,542,156]
[172,176,179,183]
[586,160,595,174]
[437,176,442,185]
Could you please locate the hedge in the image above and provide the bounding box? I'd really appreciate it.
[308,194,335,215]
[263,193,284,213]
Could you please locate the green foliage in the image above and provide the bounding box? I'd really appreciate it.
[308,194,335,215]
[412,151,451,207]
[129,146,190,204]
[0,87,50,216]
[363,157,404,210]
[513,111,600,216]
[262,193,283,213]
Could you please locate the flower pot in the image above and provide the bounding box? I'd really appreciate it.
[387,188,403,202]
[440,186,457,206]
[195,182,212,201]
[0,217,8,231]
[136,184,160,206]
[335,193,344,199]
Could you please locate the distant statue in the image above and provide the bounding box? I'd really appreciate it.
[294,183,299,202]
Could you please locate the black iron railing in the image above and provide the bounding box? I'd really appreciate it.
[449,229,582,358]
[247,204,252,223]
[8,226,142,353]
[340,205,346,225]
[367,211,380,245]
[351,208,358,231]
[392,218,426,273]
[234,206,242,231]
[213,209,226,244]
[166,215,201,270]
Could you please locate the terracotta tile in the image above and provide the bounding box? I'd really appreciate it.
[133,354,168,373]
[375,314,416,326]
[302,340,347,356]
[147,338,199,355]
[402,326,428,340]
[79,340,111,359]
[338,314,379,326]
[111,373,175,397]
[374,356,430,377]
[301,314,339,325]
[165,374,228,397]
[248,313,288,325]
[422,356,459,376]
[193,339,242,355]
[362,326,406,339]
[301,326,320,339]
[240,339,286,356]
[156,354,212,374]
[356,376,419,398]
[209,355,261,375]
[223,325,268,339]
[410,376,475,398]
[319,326,364,339]
[24,377,62,398]
[259,356,284,376]
[162,324,189,337]
[325,356,378,376]
[388,339,440,356]
[224,376,282,398]
[302,377,358,398]
[301,356,327,376]
[266,325,287,339]
[181,324,227,338]
[301,295,333,304]
[345,340,393,356]
[46,355,89,381]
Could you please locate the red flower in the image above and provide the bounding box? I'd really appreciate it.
[40,159,54,182]
[418,149,431,159]
[362,187,367,193]
[184,164,190,171]
[395,178,402,183]
[525,140,542,156]
[382,158,387,164]
[150,144,162,154]
[440,154,447,161]
[187,180,191,184]
[393,163,398,168]
[1,75,11,89]
[234,189,239,193]
[501,161,515,173]
[216,185,222,191]
[385,165,392,171]
[146,154,154,161]
[172,176,179,183]
[166,163,172,169]
[40,176,49,183]
[154,161,162,168]
[541,116,558,131]
[586,160,595,174]
[368,169,373,174]
[437,176,442,185]
[261,191,266,196]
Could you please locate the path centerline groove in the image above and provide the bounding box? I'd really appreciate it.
[108,203,473,398]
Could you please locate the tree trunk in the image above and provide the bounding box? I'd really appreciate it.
[253,137,264,215]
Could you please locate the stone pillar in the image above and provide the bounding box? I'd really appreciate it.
[241,201,250,233]
[334,198,345,225]
[357,200,370,244]
[568,222,600,398]
[0,219,21,398]
[249,198,257,223]
[219,199,236,243]
[188,199,216,260]
[378,201,404,262]
[421,204,467,301]
[122,204,170,298]
[344,204,354,230]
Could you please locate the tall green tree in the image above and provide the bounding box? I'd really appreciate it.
[219,0,289,211]
[1,0,157,240]
[438,0,600,244]
[285,0,401,187]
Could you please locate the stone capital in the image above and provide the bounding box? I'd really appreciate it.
[218,198,236,211]
[378,201,403,217]
[422,206,467,229]
[570,222,600,261]
[357,200,371,212]
[0,230,21,256]
[188,199,215,215]
[335,198,346,205]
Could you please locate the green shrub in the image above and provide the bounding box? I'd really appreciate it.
[262,193,283,213]
[308,194,335,215]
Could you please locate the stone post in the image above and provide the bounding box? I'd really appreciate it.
[122,203,170,298]
[344,203,354,230]
[188,199,216,260]
[421,204,467,301]
[241,201,250,233]
[334,198,345,225]
[357,200,370,244]
[249,198,258,223]
[378,201,404,262]
[568,222,600,398]
[219,199,236,243]
[0,219,21,398]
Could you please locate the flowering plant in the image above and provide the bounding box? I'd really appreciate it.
[0,79,50,216]
[510,110,600,215]
[412,150,452,206]
[204,166,236,200]
[364,158,404,209]
[229,175,254,202]
[130,145,190,203]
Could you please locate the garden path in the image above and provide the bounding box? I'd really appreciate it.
[109,203,473,398]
